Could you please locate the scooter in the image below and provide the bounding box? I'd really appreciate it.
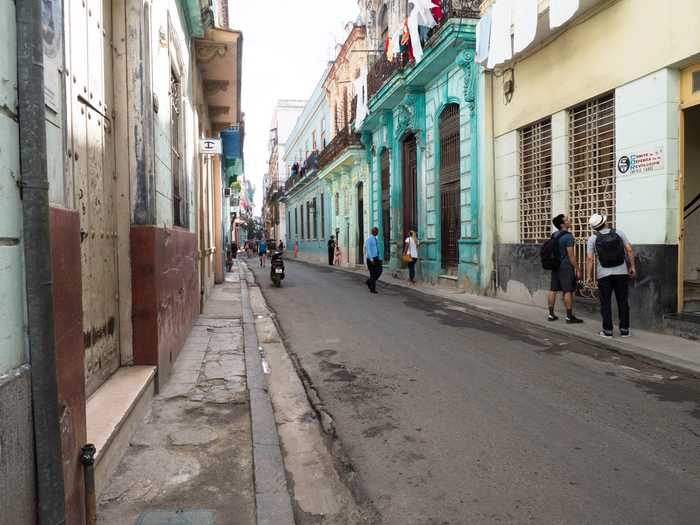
[270,251,285,287]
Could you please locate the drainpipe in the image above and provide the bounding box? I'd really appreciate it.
[16,0,67,523]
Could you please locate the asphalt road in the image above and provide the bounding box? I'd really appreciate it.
[249,258,700,525]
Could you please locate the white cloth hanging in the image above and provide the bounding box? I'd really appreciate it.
[549,0,579,29]
[392,28,402,57]
[513,0,538,53]
[410,0,437,29]
[475,5,493,65]
[354,69,368,128]
[408,9,424,63]
[487,0,513,69]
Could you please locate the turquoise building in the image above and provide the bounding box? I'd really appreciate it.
[359,4,489,291]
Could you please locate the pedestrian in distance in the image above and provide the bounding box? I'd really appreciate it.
[258,238,268,268]
[542,214,584,324]
[231,241,238,259]
[404,229,419,285]
[293,240,299,258]
[328,235,336,265]
[334,239,342,266]
[364,227,383,294]
[277,240,284,252]
[586,213,636,338]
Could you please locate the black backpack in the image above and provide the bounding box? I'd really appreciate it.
[541,231,564,270]
[595,229,625,268]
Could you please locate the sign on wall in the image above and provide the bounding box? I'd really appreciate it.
[200,138,222,155]
[617,147,664,176]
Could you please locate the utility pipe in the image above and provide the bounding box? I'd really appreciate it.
[16,0,67,523]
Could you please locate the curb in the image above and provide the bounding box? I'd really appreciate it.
[239,263,295,525]
[289,257,700,378]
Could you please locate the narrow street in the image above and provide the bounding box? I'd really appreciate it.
[250,259,700,525]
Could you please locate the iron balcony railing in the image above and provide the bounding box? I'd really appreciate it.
[284,151,320,192]
[317,127,363,171]
[366,0,482,102]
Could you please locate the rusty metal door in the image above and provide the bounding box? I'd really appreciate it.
[439,104,460,270]
[402,133,418,239]
[381,150,391,261]
[66,0,120,396]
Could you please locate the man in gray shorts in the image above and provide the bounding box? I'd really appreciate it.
[548,214,584,324]
[586,213,636,338]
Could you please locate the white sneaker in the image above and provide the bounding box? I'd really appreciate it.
[599,331,613,338]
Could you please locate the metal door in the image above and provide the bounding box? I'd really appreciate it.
[357,182,364,264]
[402,133,418,239]
[439,104,460,270]
[381,150,391,261]
[66,0,120,396]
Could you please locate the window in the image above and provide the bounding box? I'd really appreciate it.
[569,93,615,286]
[313,197,318,238]
[519,117,552,243]
[378,4,388,46]
[170,67,185,226]
[312,130,317,151]
[287,211,291,239]
[300,205,304,239]
[320,194,325,238]
[306,202,311,239]
[335,192,340,216]
[321,118,326,148]
[294,208,298,236]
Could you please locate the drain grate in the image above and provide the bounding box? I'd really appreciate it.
[135,509,216,525]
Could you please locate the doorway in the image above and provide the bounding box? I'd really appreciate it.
[439,104,461,272]
[381,149,391,261]
[357,182,364,264]
[680,65,700,313]
[402,133,418,242]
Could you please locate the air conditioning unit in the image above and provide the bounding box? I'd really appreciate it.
[223,188,232,198]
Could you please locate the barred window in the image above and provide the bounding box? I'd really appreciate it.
[320,194,325,238]
[300,205,304,239]
[313,197,318,238]
[519,118,552,243]
[569,93,616,289]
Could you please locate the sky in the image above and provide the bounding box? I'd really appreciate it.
[229,0,361,214]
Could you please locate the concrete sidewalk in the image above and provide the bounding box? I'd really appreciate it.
[296,258,700,377]
[97,265,280,525]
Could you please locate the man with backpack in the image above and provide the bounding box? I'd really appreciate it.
[586,213,636,338]
[542,214,584,324]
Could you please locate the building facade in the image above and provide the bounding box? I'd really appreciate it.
[359,0,487,289]
[0,1,243,522]
[281,68,333,262]
[483,0,700,330]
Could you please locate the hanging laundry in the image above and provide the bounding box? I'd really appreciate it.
[549,0,579,29]
[431,0,444,23]
[475,5,493,65]
[408,9,424,63]
[354,69,368,128]
[513,0,538,54]
[386,33,393,62]
[392,28,402,58]
[412,0,438,28]
[487,0,513,69]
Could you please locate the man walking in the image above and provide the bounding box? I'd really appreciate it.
[547,214,584,324]
[258,238,268,268]
[364,227,382,294]
[586,213,636,338]
[328,235,336,265]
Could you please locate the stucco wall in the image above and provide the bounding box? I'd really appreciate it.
[491,0,700,137]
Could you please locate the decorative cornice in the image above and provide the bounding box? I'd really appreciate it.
[196,42,228,63]
[208,105,230,118]
[204,79,229,95]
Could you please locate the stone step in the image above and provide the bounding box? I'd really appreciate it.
[438,274,459,289]
[86,365,156,497]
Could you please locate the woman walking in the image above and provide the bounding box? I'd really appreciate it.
[404,230,419,284]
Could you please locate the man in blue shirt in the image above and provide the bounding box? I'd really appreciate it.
[364,227,382,294]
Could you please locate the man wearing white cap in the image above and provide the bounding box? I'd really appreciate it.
[586,213,636,338]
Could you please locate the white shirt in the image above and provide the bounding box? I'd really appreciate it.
[404,236,418,259]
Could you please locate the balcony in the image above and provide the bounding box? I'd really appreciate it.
[284,151,320,193]
[366,0,482,102]
[317,127,363,171]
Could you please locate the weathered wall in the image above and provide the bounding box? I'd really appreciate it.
[0,368,35,525]
[491,0,700,137]
[131,226,199,386]
[49,207,86,525]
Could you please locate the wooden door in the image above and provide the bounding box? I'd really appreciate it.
[381,149,391,261]
[402,133,418,239]
[66,0,120,396]
[357,182,364,264]
[439,104,460,270]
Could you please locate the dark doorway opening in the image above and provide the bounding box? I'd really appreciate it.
[402,133,418,243]
[381,149,391,261]
[357,182,364,264]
